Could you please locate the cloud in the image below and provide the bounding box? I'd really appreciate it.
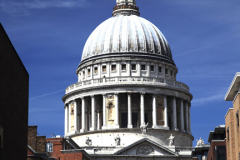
[0,0,88,15]
[192,93,225,107]
[29,89,65,100]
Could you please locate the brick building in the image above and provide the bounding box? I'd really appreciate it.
[207,125,226,160]
[27,126,91,160]
[0,23,29,160]
[225,72,240,160]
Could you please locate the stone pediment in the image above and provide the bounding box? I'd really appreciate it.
[114,138,178,156]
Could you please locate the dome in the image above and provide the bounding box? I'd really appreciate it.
[81,15,173,63]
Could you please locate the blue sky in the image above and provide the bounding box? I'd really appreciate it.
[1,0,239,146]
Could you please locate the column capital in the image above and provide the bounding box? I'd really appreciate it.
[127,92,132,95]
[80,97,85,100]
[140,92,145,95]
[91,95,95,98]
[114,92,119,95]
[102,93,107,97]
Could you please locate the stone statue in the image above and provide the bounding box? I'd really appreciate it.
[168,134,175,146]
[86,137,92,146]
[196,138,204,147]
[115,134,121,146]
[140,122,148,135]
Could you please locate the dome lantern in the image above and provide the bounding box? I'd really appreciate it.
[113,0,140,16]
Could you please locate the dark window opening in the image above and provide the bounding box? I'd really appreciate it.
[88,69,90,75]
[159,66,162,73]
[170,71,173,76]
[132,113,138,128]
[102,66,106,72]
[132,64,136,70]
[165,69,168,74]
[150,65,154,72]
[141,65,146,71]
[122,64,126,70]
[236,111,239,126]
[227,127,229,140]
[121,113,127,128]
[94,67,98,73]
[111,65,116,71]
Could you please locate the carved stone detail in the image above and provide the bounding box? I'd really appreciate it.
[86,137,92,146]
[136,144,154,155]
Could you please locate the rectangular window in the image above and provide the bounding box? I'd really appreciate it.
[111,65,116,71]
[150,65,154,72]
[236,111,239,127]
[170,70,173,76]
[165,69,168,74]
[83,71,85,78]
[132,64,136,70]
[227,127,229,140]
[46,143,53,152]
[159,66,162,73]
[141,65,146,71]
[94,67,98,74]
[88,69,90,75]
[122,64,126,70]
[102,66,106,72]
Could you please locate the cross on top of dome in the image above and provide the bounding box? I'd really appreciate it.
[113,0,140,16]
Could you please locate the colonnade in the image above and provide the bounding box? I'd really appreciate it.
[64,93,191,135]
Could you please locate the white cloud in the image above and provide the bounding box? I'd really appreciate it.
[0,0,88,14]
[192,93,225,107]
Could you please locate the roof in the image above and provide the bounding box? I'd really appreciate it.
[208,125,225,142]
[225,72,240,101]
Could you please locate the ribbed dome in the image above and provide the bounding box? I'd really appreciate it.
[81,15,172,62]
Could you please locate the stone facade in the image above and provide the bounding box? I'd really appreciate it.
[62,0,193,159]
[0,23,29,160]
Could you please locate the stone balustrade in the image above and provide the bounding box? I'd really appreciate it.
[65,77,189,94]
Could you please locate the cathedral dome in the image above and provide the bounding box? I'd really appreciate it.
[81,13,173,64]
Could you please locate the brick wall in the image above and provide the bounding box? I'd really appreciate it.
[28,126,38,151]
[37,136,46,153]
[207,140,226,160]
[0,23,29,160]
[225,94,240,160]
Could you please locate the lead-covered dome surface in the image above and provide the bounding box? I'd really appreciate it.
[81,15,172,61]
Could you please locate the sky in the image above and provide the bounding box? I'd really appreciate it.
[0,0,239,146]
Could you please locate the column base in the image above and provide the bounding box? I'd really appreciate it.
[180,129,186,133]
[115,124,120,129]
[152,125,169,130]
[173,128,179,131]
[102,125,107,130]
[90,127,96,131]
[127,125,133,128]
[80,128,86,133]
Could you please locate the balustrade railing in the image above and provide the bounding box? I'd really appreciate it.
[65,76,189,93]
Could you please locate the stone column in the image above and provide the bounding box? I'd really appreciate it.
[69,102,72,132]
[189,103,191,134]
[185,102,189,133]
[80,97,86,133]
[163,95,168,128]
[97,110,100,130]
[152,94,157,128]
[90,95,96,131]
[172,97,178,131]
[114,93,120,128]
[74,100,78,133]
[128,93,133,128]
[64,104,68,135]
[102,94,107,129]
[140,92,145,125]
[180,99,185,132]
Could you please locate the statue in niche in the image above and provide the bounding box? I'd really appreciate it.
[140,122,148,135]
[115,134,121,146]
[196,138,204,147]
[168,134,175,146]
[85,137,92,146]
